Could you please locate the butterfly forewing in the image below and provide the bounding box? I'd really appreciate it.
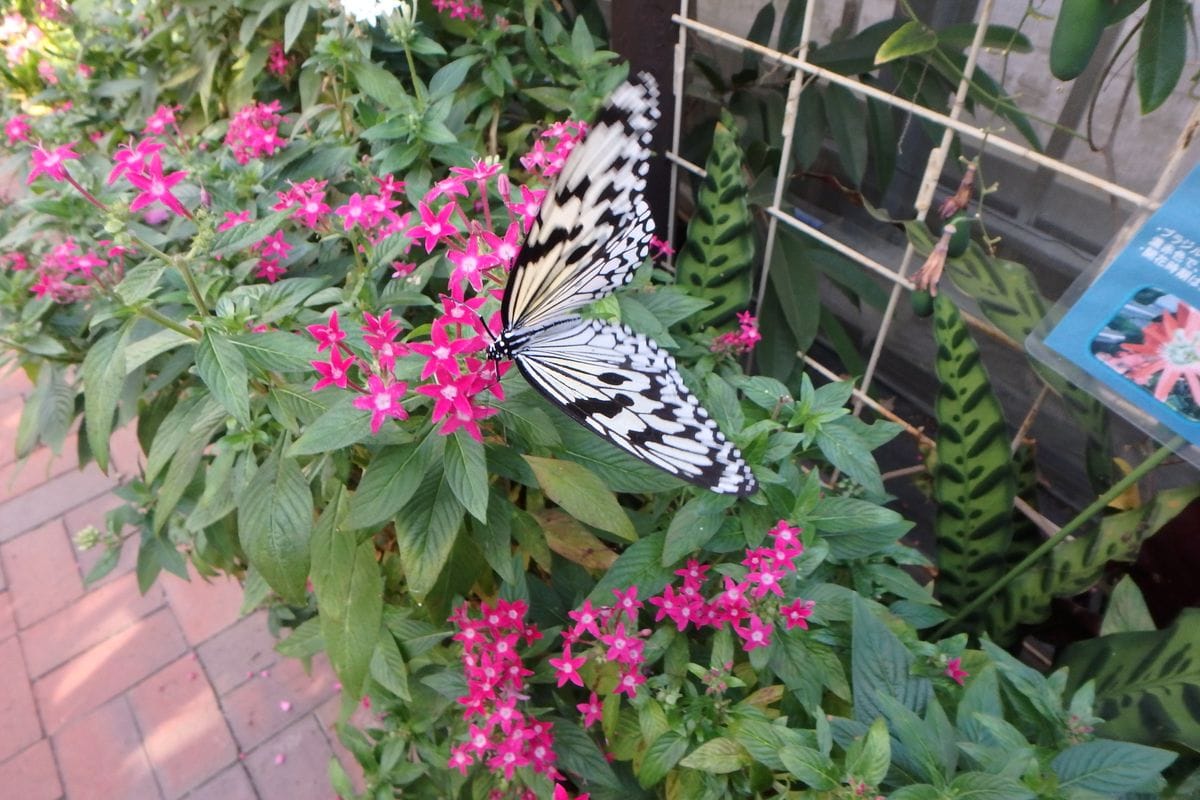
[512,318,758,496]
[501,73,660,330]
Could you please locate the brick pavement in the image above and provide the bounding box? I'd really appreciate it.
[0,369,362,799]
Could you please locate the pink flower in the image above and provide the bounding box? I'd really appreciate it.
[649,235,675,260]
[408,201,460,252]
[125,156,189,217]
[409,323,482,380]
[548,648,586,688]
[447,235,500,298]
[218,209,252,231]
[353,376,409,433]
[108,138,166,184]
[255,230,292,259]
[509,185,545,232]
[311,347,356,391]
[274,179,330,229]
[255,258,287,282]
[5,114,30,145]
[225,100,285,164]
[577,692,602,728]
[945,657,968,686]
[614,668,645,698]
[780,598,814,630]
[27,142,80,184]
[568,600,603,639]
[734,614,773,651]
[37,59,57,85]
[448,745,474,775]
[611,586,642,621]
[481,222,522,269]
[143,104,178,136]
[306,310,346,353]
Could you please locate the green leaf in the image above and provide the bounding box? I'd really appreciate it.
[679,737,750,774]
[232,330,318,373]
[524,456,635,541]
[395,469,464,600]
[937,24,1033,54]
[428,55,480,99]
[851,595,930,724]
[288,394,379,456]
[283,0,307,51]
[556,423,686,493]
[639,730,689,788]
[1137,0,1187,112]
[472,488,517,584]
[947,772,1035,800]
[1052,740,1176,794]
[1100,575,1156,635]
[314,534,382,699]
[83,325,130,472]
[770,229,821,352]
[822,84,867,185]
[114,262,166,305]
[814,419,885,499]
[346,436,440,529]
[238,451,313,604]
[551,717,623,789]
[351,61,409,109]
[846,718,891,785]
[587,532,673,603]
[662,493,734,565]
[444,430,489,522]
[806,495,909,560]
[780,745,840,790]
[874,20,938,64]
[1062,607,1200,749]
[196,331,251,427]
[370,630,411,701]
[275,617,324,658]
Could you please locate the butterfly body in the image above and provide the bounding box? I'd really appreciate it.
[492,72,757,497]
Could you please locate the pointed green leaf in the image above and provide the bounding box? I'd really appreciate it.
[444,429,489,522]
[679,737,751,773]
[196,331,251,427]
[662,492,734,565]
[395,469,463,600]
[875,20,938,64]
[1137,0,1187,113]
[346,436,440,528]
[238,451,313,604]
[1052,740,1176,794]
[83,325,130,472]
[524,456,635,541]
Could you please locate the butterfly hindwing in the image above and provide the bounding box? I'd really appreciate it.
[512,318,758,496]
[501,72,660,329]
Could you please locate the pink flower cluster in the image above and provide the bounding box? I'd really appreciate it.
[519,121,587,180]
[710,310,761,356]
[109,138,190,219]
[307,310,410,433]
[555,588,651,702]
[273,178,333,230]
[267,41,290,78]
[24,238,124,302]
[143,104,179,137]
[225,100,285,165]
[432,0,485,21]
[647,520,814,652]
[447,599,560,784]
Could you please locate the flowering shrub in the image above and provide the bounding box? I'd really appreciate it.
[0,2,1183,799]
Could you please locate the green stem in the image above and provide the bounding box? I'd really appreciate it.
[137,306,201,340]
[934,436,1184,638]
[125,232,209,316]
[403,41,424,104]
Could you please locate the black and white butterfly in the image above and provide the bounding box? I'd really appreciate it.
[486,72,757,497]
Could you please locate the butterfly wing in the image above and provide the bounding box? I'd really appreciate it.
[501,72,660,330]
[512,318,758,496]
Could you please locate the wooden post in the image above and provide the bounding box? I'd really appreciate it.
[610,0,677,234]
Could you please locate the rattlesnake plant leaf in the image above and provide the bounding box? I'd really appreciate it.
[985,441,1041,645]
[908,223,1115,492]
[930,294,1016,632]
[1062,605,1200,750]
[994,484,1200,635]
[676,111,754,332]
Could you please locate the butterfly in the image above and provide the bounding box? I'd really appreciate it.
[486,72,757,497]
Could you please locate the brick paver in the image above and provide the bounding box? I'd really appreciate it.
[129,656,239,799]
[35,607,188,733]
[21,572,166,678]
[0,369,345,799]
[243,716,336,800]
[0,739,62,800]
[55,697,162,800]
[1,520,84,626]
[0,635,41,761]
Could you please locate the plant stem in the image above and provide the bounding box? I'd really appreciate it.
[138,306,201,340]
[934,436,1184,638]
[125,232,210,316]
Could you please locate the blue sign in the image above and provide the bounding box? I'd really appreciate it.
[1033,164,1200,456]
